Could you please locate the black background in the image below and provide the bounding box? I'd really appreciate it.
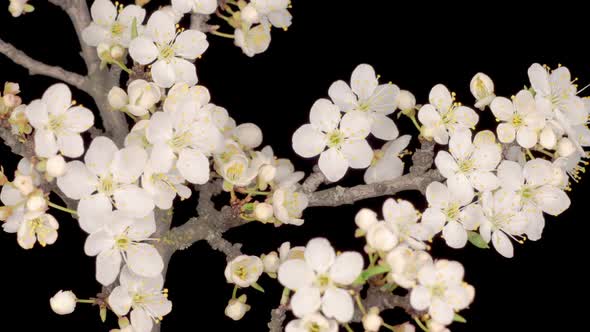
[1,1,589,331]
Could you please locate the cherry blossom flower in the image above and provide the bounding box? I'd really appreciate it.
[82,0,146,48]
[162,83,210,114]
[364,135,410,184]
[235,23,272,57]
[272,188,308,226]
[292,98,373,181]
[285,312,338,332]
[489,90,546,148]
[57,136,154,221]
[470,72,495,110]
[84,210,163,285]
[129,11,208,88]
[8,0,33,17]
[110,80,161,116]
[108,266,172,332]
[17,210,59,249]
[328,64,400,140]
[249,0,293,29]
[278,238,363,323]
[386,245,432,289]
[224,255,264,287]
[435,129,502,192]
[422,181,482,249]
[50,290,77,315]
[25,83,94,158]
[171,0,217,15]
[410,260,474,326]
[418,84,479,145]
[225,295,250,321]
[382,198,430,250]
[141,161,191,210]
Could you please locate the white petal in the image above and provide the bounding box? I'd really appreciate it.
[528,63,550,96]
[126,243,164,278]
[146,11,176,44]
[367,84,400,114]
[81,23,109,47]
[108,286,133,316]
[177,148,209,184]
[469,171,499,192]
[490,97,514,121]
[309,98,341,132]
[34,129,58,158]
[267,9,292,28]
[151,60,177,88]
[492,231,514,258]
[370,113,398,140]
[85,136,118,177]
[84,229,114,256]
[447,174,474,206]
[351,64,377,100]
[111,146,148,184]
[328,80,357,112]
[171,58,198,86]
[130,308,153,332]
[535,185,570,216]
[304,238,335,274]
[114,185,155,218]
[516,127,538,148]
[0,184,24,206]
[91,0,117,26]
[277,259,315,290]
[497,123,516,143]
[453,106,479,128]
[96,248,122,285]
[149,143,175,173]
[118,5,146,26]
[340,111,371,139]
[292,124,326,158]
[64,106,94,133]
[174,30,208,59]
[497,160,524,191]
[318,148,348,182]
[449,129,473,160]
[24,100,48,128]
[434,151,458,179]
[430,298,454,326]
[329,252,363,285]
[442,221,467,249]
[363,155,403,184]
[321,287,354,323]
[78,193,112,233]
[290,286,321,318]
[57,161,97,200]
[127,211,156,240]
[129,37,158,65]
[410,285,431,311]
[340,140,373,169]
[57,133,85,158]
[418,104,441,127]
[523,158,553,186]
[421,208,445,236]
[429,84,452,111]
[42,83,71,116]
[425,182,450,209]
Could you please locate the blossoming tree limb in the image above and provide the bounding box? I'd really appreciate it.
[1,1,587,332]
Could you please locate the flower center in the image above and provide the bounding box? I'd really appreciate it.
[98,175,116,195]
[159,44,175,61]
[306,322,321,332]
[327,130,344,148]
[511,114,523,127]
[371,149,384,166]
[168,131,192,151]
[48,114,66,133]
[441,109,455,125]
[358,101,370,112]
[458,159,474,173]
[473,78,487,99]
[519,186,534,200]
[111,22,125,36]
[444,203,460,221]
[431,283,446,298]
[115,235,130,250]
[226,162,245,182]
[30,217,43,230]
[314,274,332,291]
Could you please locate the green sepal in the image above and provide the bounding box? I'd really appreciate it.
[353,264,391,285]
[453,313,467,323]
[467,231,489,249]
[251,282,265,293]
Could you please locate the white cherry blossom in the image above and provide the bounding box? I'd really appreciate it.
[141,161,191,210]
[108,266,172,332]
[328,64,400,140]
[235,23,272,57]
[386,245,432,289]
[364,135,410,184]
[16,210,59,249]
[292,98,373,181]
[435,129,502,192]
[489,90,546,148]
[84,210,163,285]
[120,79,162,116]
[224,255,264,287]
[250,0,293,29]
[129,11,208,88]
[470,72,495,110]
[272,188,308,226]
[285,312,338,332]
[418,84,479,145]
[171,0,217,15]
[25,83,94,158]
[410,260,474,326]
[382,198,430,250]
[162,83,210,114]
[278,238,363,323]
[82,0,146,48]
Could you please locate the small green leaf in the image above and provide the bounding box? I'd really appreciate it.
[241,203,254,211]
[467,231,489,249]
[251,282,265,293]
[453,313,467,323]
[353,264,391,285]
[131,18,138,39]
[24,4,35,13]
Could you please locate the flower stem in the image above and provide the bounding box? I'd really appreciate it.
[111,59,133,74]
[280,288,290,305]
[76,299,95,304]
[525,148,535,160]
[534,148,554,158]
[343,323,355,332]
[407,114,422,132]
[210,30,235,39]
[354,293,366,315]
[382,322,397,331]
[216,12,232,23]
[413,317,429,332]
[48,201,77,216]
[232,285,238,299]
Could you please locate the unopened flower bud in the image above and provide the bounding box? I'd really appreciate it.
[254,202,274,221]
[26,191,47,212]
[557,137,575,157]
[4,82,20,95]
[110,45,125,60]
[398,90,416,113]
[394,322,417,332]
[362,307,383,332]
[234,123,263,149]
[13,174,34,196]
[258,164,276,183]
[355,208,378,231]
[0,206,13,221]
[224,295,250,321]
[3,94,21,108]
[366,222,397,252]
[241,4,260,24]
[108,87,129,110]
[46,155,67,178]
[539,126,557,150]
[50,290,77,315]
[262,251,280,273]
[470,72,495,110]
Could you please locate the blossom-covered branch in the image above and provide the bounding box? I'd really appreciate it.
[0,38,87,88]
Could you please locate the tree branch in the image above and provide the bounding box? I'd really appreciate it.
[267,305,288,332]
[352,285,420,322]
[0,38,87,89]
